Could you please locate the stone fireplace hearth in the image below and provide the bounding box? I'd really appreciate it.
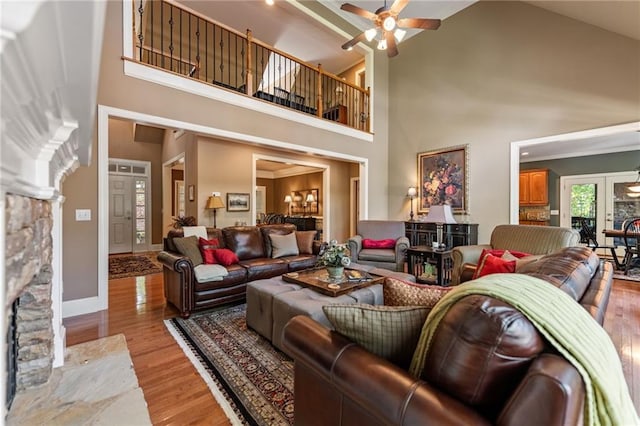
[5,194,54,406]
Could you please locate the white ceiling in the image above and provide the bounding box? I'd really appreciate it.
[520,131,640,162]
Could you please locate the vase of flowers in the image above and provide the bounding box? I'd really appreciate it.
[317,240,351,280]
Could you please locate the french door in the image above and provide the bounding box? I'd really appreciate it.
[560,171,639,250]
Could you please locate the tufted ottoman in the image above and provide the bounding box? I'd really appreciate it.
[246,278,301,341]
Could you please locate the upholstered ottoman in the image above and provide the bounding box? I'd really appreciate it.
[246,278,301,341]
[271,288,356,354]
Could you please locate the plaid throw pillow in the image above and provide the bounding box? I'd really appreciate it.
[323,304,430,369]
[383,277,451,307]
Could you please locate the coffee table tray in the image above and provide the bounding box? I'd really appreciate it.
[282,267,383,297]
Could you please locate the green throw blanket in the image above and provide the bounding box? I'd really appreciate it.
[408,273,639,426]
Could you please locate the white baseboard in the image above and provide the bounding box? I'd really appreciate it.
[62,296,103,318]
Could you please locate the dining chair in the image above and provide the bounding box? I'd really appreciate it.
[579,219,620,269]
[622,217,640,275]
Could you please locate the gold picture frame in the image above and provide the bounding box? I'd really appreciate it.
[417,145,468,213]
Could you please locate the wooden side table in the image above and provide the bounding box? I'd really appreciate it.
[406,246,453,286]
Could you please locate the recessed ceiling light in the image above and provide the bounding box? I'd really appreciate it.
[521,151,529,156]
[265,0,274,5]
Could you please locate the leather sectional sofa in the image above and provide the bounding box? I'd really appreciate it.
[158,224,319,318]
[282,246,614,425]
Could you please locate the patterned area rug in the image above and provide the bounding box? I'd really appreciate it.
[165,304,294,425]
[613,267,640,283]
[108,252,162,279]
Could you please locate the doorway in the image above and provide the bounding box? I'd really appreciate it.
[560,171,640,249]
[108,159,151,254]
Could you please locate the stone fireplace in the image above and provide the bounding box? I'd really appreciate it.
[5,194,54,406]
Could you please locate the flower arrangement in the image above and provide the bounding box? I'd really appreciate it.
[317,240,351,268]
[422,155,463,207]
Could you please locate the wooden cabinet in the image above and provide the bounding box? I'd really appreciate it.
[519,169,548,206]
[405,222,478,248]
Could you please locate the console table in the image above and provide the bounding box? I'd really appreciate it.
[405,222,478,248]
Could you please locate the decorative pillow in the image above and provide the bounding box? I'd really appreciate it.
[323,304,430,369]
[173,236,203,266]
[472,249,531,279]
[362,238,396,249]
[213,248,240,266]
[269,233,300,258]
[199,237,220,264]
[193,264,228,283]
[475,254,516,278]
[295,231,316,254]
[383,277,451,307]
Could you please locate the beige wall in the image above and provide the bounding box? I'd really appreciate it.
[108,118,163,245]
[196,137,355,240]
[256,178,276,214]
[388,1,640,243]
[275,172,324,216]
[339,60,365,87]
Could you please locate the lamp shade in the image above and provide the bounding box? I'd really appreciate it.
[407,187,417,198]
[424,205,456,224]
[305,193,315,203]
[284,195,293,203]
[205,195,225,210]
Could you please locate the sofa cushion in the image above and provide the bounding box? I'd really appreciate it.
[269,233,299,258]
[213,248,239,266]
[362,238,396,249]
[384,277,451,307]
[223,226,266,260]
[323,304,430,369]
[259,224,297,258]
[358,248,395,262]
[295,231,316,254]
[173,235,203,266]
[199,237,220,264]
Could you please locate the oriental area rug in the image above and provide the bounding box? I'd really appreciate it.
[613,266,640,283]
[108,252,163,279]
[165,304,294,426]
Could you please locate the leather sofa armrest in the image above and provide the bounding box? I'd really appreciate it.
[451,244,491,285]
[497,354,585,426]
[157,250,193,271]
[347,235,363,262]
[282,316,490,426]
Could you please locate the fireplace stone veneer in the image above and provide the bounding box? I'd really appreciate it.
[5,194,54,392]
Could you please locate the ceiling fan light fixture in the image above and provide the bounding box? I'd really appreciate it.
[365,28,377,42]
[394,28,406,42]
[377,38,387,50]
[382,16,396,31]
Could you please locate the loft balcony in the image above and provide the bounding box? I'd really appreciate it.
[128,0,370,133]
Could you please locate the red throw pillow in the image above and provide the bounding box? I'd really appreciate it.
[199,237,220,264]
[362,238,396,249]
[213,248,239,266]
[475,253,516,278]
[472,249,531,279]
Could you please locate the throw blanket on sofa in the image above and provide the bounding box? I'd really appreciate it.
[409,273,639,426]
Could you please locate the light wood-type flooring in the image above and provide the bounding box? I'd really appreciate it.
[64,273,640,424]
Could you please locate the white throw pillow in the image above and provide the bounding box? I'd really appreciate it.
[269,232,299,258]
[183,226,208,240]
[194,264,229,283]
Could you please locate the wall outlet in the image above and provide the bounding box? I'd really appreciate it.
[75,209,91,221]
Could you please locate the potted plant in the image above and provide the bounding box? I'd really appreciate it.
[170,215,197,229]
[317,240,351,279]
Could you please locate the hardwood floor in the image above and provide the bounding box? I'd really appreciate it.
[64,273,640,424]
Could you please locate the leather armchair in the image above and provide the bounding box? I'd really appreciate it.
[347,220,409,272]
[451,224,580,285]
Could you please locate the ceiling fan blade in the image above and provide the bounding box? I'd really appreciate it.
[397,17,441,30]
[385,31,398,57]
[341,32,367,50]
[340,3,377,21]
[389,0,409,15]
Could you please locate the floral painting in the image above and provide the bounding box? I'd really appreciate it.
[418,145,468,213]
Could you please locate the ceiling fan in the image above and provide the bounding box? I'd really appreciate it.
[340,0,441,57]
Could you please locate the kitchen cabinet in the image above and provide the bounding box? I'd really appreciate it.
[519,169,548,206]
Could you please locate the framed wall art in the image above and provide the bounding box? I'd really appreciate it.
[227,193,250,212]
[417,145,468,213]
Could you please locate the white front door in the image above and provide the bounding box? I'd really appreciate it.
[109,175,133,254]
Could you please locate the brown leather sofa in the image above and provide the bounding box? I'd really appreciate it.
[282,246,613,425]
[158,224,319,318]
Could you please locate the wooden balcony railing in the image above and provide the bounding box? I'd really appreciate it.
[133,0,370,132]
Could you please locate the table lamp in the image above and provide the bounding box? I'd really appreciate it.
[304,193,315,216]
[284,194,293,216]
[205,195,225,228]
[407,187,417,220]
[424,205,456,249]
